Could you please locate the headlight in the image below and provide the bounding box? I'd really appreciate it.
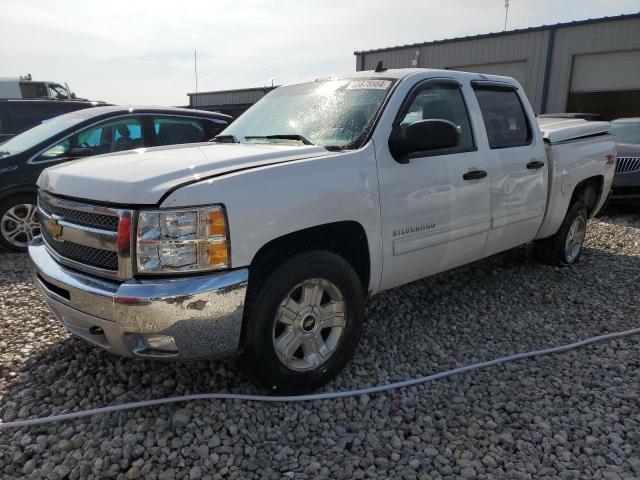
[136,206,229,274]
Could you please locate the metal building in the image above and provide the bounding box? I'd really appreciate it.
[187,86,277,118]
[354,13,640,119]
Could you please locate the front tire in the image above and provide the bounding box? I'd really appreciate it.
[0,194,40,252]
[243,250,365,394]
[534,200,588,266]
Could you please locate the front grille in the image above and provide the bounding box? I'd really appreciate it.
[39,194,119,231]
[615,157,640,174]
[37,191,133,280]
[42,228,118,271]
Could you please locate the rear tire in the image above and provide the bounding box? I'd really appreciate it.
[242,250,365,394]
[0,194,40,252]
[534,200,588,266]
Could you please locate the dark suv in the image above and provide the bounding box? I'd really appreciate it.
[0,105,231,251]
[609,118,640,202]
[0,99,109,142]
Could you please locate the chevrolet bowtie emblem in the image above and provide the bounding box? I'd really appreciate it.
[44,218,63,239]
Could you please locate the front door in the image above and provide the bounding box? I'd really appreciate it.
[377,78,492,291]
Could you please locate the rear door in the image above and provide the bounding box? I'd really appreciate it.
[377,78,492,290]
[471,83,548,256]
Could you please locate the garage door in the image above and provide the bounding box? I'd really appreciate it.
[570,50,640,92]
[567,50,640,120]
[448,61,528,88]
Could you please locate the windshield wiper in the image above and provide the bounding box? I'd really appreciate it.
[244,134,314,145]
[210,135,239,143]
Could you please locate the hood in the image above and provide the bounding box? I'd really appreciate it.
[38,143,334,205]
[617,143,640,158]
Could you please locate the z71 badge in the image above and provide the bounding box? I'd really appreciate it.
[393,223,436,237]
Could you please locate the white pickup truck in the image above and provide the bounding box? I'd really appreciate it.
[29,68,616,393]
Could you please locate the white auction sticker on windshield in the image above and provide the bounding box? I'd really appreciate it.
[346,80,391,90]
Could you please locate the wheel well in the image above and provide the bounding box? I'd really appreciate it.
[0,186,37,205]
[247,221,371,293]
[570,176,603,217]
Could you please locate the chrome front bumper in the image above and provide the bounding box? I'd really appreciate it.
[29,237,248,359]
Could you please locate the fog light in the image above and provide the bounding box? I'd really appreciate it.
[141,334,177,352]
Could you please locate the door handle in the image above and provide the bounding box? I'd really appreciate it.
[462,170,487,180]
[527,160,545,170]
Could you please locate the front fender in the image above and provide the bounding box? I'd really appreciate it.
[160,144,384,294]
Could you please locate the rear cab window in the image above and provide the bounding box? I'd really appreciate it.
[19,82,48,99]
[472,85,532,149]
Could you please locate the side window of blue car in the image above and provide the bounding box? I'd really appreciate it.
[153,117,207,146]
[76,117,143,155]
[34,117,144,162]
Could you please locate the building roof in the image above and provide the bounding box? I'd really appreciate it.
[187,86,278,97]
[354,12,640,55]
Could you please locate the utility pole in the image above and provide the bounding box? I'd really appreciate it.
[504,0,510,31]
[194,49,198,93]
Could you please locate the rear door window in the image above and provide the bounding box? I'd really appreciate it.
[153,117,208,146]
[473,86,532,149]
[202,119,228,140]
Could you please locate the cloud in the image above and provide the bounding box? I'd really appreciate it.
[1,0,637,105]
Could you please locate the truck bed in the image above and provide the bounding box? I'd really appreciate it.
[538,117,611,144]
[536,118,616,239]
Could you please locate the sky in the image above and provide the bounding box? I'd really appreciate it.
[1,0,638,106]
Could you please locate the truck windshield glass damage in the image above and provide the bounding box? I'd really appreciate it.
[220,78,395,149]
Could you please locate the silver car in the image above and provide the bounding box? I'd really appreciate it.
[610,118,640,202]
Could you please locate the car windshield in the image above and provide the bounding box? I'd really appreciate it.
[220,78,395,148]
[49,84,70,99]
[611,122,640,144]
[0,111,90,158]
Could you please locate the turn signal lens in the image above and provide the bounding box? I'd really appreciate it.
[208,210,226,236]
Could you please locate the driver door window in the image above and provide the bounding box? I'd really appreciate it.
[399,83,475,152]
[75,117,143,155]
[34,117,144,162]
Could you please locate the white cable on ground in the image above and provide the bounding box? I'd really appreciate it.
[1,326,639,430]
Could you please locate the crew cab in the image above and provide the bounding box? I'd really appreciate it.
[29,69,616,393]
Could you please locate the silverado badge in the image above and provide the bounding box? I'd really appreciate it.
[44,218,63,239]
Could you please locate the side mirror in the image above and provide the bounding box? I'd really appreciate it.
[67,147,94,158]
[389,119,460,163]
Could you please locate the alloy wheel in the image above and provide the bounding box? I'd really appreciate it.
[272,278,346,371]
[564,214,586,263]
[1,203,40,249]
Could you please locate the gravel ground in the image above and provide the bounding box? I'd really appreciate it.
[1,211,639,479]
